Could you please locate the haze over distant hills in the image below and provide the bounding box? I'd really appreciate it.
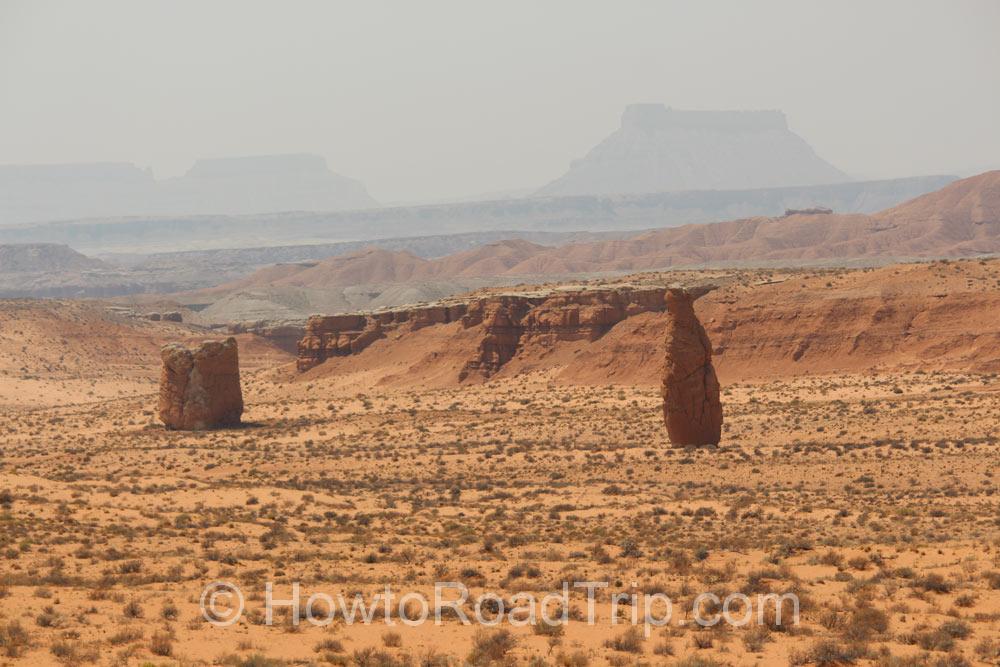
[144,170,998,322]
[242,171,1000,284]
[0,154,376,225]
[538,104,850,197]
[0,175,954,254]
[1,171,995,311]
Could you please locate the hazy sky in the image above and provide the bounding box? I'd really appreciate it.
[1,0,998,202]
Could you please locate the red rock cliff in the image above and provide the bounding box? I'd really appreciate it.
[297,286,671,380]
[297,304,468,371]
[661,289,723,446]
[458,288,669,380]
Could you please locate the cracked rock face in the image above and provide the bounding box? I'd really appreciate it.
[158,337,243,430]
[661,289,722,446]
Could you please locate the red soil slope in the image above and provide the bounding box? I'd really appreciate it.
[0,300,292,382]
[293,258,1000,390]
[506,170,1000,273]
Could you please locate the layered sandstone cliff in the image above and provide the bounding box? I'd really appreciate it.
[458,288,669,380]
[291,259,1000,392]
[297,286,672,379]
[297,304,469,372]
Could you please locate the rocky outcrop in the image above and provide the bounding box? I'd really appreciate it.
[295,286,673,379]
[228,320,306,355]
[458,288,669,380]
[458,296,544,379]
[661,289,722,446]
[144,311,182,322]
[159,337,243,430]
[297,304,468,371]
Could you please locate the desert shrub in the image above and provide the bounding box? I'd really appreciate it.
[150,631,173,657]
[36,606,60,628]
[818,608,846,631]
[937,620,972,640]
[0,621,30,658]
[873,654,967,667]
[315,638,345,653]
[910,629,955,652]
[652,639,674,656]
[914,573,951,593]
[532,620,564,638]
[605,627,644,653]
[467,629,516,666]
[219,655,286,667]
[117,559,142,574]
[383,631,403,647]
[745,569,777,594]
[842,607,889,641]
[975,638,1000,662]
[673,657,726,667]
[618,539,643,558]
[847,556,870,570]
[555,650,589,667]
[50,639,99,663]
[122,599,143,619]
[742,625,771,652]
[791,640,867,666]
[351,647,411,667]
[953,593,977,608]
[507,562,542,579]
[818,550,844,567]
[592,545,613,565]
[108,626,143,645]
[665,549,692,574]
[418,648,453,667]
[161,600,179,621]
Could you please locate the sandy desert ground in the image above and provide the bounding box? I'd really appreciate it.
[1,262,999,666]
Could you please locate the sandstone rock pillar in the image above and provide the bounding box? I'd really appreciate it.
[661,288,722,445]
[158,337,243,430]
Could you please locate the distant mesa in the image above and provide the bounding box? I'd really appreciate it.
[0,243,106,274]
[0,153,377,225]
[537,103,849,197]
[160,154,377,216]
